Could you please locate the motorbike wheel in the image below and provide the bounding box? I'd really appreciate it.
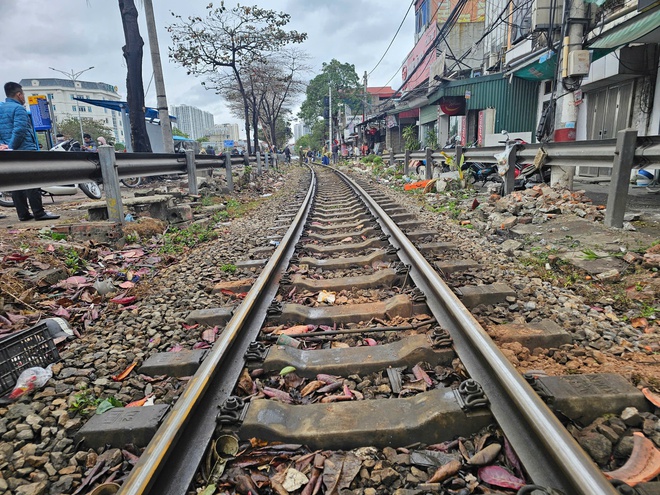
[80,183,102,200]
[415,163,426,178]
[0,191,14,207]
[121,177,142,188]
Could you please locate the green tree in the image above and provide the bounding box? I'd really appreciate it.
[168,4,307,155]
[57,117,114,143]
[172,127,189,138]
[299,59,362,127]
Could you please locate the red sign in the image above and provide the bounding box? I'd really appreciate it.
[439,96,466,116]
[402,23,438,92]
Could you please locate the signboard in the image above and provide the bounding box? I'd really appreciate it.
[223,140,234,147]
[428,51,446,93]
[438,96,466,116]
[27,95,52,131]
[402,22,438,92]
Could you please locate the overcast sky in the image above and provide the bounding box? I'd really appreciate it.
[0,0,414,138]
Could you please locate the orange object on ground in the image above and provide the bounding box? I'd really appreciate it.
[404,180,432,191]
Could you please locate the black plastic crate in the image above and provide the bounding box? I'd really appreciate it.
[0,322,60,396]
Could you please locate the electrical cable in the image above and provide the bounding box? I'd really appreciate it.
[367,0,415,77]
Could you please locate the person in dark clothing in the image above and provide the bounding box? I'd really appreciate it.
[0,82,59,221]
[283,146,291,163]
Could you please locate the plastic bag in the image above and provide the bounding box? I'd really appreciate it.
[8,364,53,400]
[494,144,514,176]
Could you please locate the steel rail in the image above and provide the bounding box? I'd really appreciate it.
[335,169,618,495]
[118,166,316,495]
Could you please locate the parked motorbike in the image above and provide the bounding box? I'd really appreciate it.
[0,139,102,208]
[496,131,550,190]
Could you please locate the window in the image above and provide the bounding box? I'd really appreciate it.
[47,94,54,100]
[79,107,86,112]
[72,106,77,111]
[88,106,92,112]
[415,0,430,35]
[52,105,56,111]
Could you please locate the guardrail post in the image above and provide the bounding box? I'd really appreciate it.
[185,150,198,195]
[455,144,463,174]
[224,151,234,192]
[425,147,433,180]
[605,129,637,228]
[502,145,518,195]
[98,145,124,224]
[404,149,410,176]
[264,152,270,171]
[389,149,395,170]
[256,151,262,176]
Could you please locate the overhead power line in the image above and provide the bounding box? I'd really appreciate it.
[367,0,415,77]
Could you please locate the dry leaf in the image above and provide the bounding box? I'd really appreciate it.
[642,388,660,408]
[428,459,462,483]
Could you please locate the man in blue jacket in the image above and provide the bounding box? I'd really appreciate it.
[0,82,59,221]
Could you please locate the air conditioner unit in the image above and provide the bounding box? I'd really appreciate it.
[532,0,563,31]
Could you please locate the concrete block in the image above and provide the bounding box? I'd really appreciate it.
[167,205,194,224]
[236,259,268,269]
[186,307,233,326]
[536,374,650,425]
[212,279,256,294]
[264,335,454,378]
[75,404,169,448]
[139,350,207,377]
[435,260,479,275]
[240,388,491,450]
[489,319,573,349]
[290,269,401,292]
[458,283,516,308]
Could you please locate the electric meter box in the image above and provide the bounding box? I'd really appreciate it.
[568,50,590,77]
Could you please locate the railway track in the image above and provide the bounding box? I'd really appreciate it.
[109,165,644,495]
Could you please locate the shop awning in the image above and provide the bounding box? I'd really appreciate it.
[73,97,177,121]
[590,9,660,49]
[511,52,557,80]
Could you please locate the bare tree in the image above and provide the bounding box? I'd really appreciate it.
[168,4,306,154]
[219,50,309,150]
[118,0,152,152]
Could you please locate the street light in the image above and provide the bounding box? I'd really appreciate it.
[49,66,95,145]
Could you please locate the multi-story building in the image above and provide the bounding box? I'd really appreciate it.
[293,122,311,143]
[169,104,215,140]
[19,78,126,144]
[207,123,240,142]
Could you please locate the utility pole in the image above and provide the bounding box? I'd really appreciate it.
[552,0,586,188]
[143,0,174,153]
[363,71,368,122]
[329,86,333,151]
[49,66,94,144]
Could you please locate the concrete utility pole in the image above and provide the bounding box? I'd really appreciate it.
[552,0,586,188]
[329,86,333,150]
[363,71,368,121]
[144,0,174,153]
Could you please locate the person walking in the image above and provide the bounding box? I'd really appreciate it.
[0,82,59,221]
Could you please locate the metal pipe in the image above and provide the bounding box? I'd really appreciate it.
[337,170,618,495]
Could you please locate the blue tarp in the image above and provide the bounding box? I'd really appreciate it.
[73,97,177,121]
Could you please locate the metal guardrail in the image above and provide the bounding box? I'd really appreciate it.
[0,146,281,223]
[387,130,658,229]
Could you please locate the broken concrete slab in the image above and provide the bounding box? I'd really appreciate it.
[75,405,170,448]
[559,251,629,276]
[263,335,454,378]
[240,388,491,450]
[186,307,233,326]
[457,283,516,308]
[535,374,650,425]
[139,349,207,377]
[489,319,573,349]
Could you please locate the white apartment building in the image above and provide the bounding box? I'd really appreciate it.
[19,78,126,144]
[170,104,215,140]
[207,123,240,142]
[293,122,311,142]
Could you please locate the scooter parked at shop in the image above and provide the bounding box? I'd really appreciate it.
[0,139,103,208]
